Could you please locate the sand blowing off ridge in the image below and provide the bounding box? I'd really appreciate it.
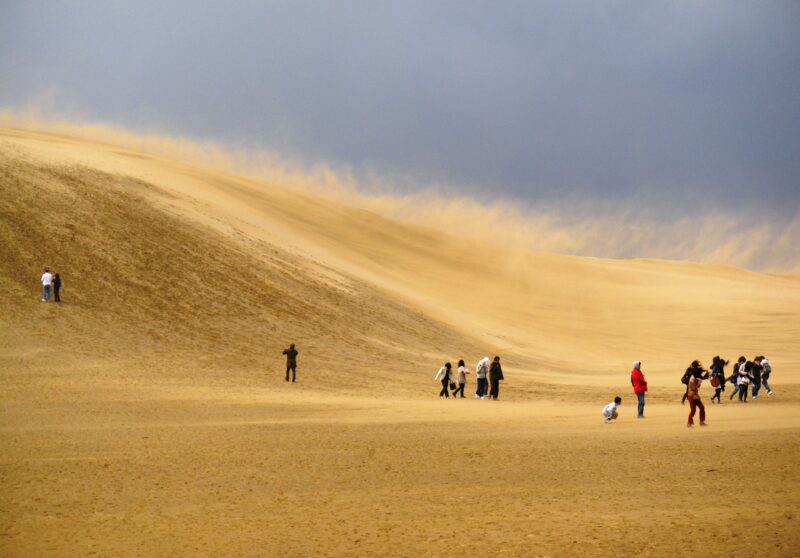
[1,127,799,556]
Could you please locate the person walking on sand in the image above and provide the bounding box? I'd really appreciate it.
[737,360,753,402]
[603,396,622,423]
[728,357,746,400]
[40,268,52,302]
[709,356,727,404]
[53,273,62,303]
[475,356,490,399]
[682,361,706,404]
[630,360,647,418]
[761,356,774,396]
[751,356,764,399]
[282,343,298,382]
[488,356,504,400]
[452,359,468,398]
[435,362,453,399]
[686,372,707,427]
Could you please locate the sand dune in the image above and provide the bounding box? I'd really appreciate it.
[1,127,799,556]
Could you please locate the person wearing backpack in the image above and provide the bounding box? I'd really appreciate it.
[630,361,647,418]
[761,356,774,396]
[435,362,453,399]
[709,356,727,404]
[728,357,746,400]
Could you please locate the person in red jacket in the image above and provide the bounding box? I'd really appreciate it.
[630,360,648,418]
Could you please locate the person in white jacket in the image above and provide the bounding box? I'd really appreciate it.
[603,396,622,423]
[452,359,468,398]
[475,356,490,399]
[40,268,53,302]
[434,363,453,399]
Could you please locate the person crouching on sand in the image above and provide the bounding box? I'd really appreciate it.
[630,360,647,418]
[452,359,468,398]
[603,396,622,423]
[687,371,708,427]
[435,362,453,399]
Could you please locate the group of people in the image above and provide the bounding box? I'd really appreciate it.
[604,355,775,427]
[40,268,62,303]
[434,356,504,400]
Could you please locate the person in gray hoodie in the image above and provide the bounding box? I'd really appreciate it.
[475,357,490,399]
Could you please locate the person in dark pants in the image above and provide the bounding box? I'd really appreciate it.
[489,356,504,400]
[435,362,452,398]
[751,357,764,398]
[475,356,490,399]
[282,343,298,382]
[452,359,467,398]
[53,273,62,303]
[709,356,727,403]
[728,357,746,400]
[630,360,647,418]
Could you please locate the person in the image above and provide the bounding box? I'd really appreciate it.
[681,361,706,404]
[41,268,53,302]
[630,360,647,418]
[434,362,453,399]
[751,356,764,398]
[728,357,746,400]
[488,356,504,400]
[737,360,753,402]
[686,372,707,427]
[761,356,773,396]
[282,343,298,382]
[53,273,62,303]
[603,396,622,423]
[452,359,468,398]
[475,356,490,399]
[709,356,727,404]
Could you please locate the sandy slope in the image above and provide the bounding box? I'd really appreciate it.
[1,127,799,557]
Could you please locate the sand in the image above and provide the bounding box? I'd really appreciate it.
[1,127,799,556]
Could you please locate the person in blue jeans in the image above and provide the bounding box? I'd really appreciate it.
[761,357,774,396]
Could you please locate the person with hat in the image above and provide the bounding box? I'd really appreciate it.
[630,360,647,418]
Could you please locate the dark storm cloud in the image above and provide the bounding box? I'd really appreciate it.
[1,1,799,214]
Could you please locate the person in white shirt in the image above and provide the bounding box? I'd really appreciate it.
[475,356,490,399]
[452,359,468,398]
[40,268,53,302]
[603,396,622,423]
[434,363,453,399]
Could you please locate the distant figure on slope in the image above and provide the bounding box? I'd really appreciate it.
[452,359,468,398]
[475,356,490,399]
[728,356,746,400]
[709,356,728,404]
[686,370,708,427]
[630,361,648,418]
[751,356,764,399]
[489,356,504,400]
[603,396,622,423]
[435,362,453,399]
[41,268,52,302]
[283,344,298,382]
[53,273,62,303]
[761,356,774,396]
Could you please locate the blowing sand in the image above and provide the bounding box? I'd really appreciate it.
[1,127,799,556]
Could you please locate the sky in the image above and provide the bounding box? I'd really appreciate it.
[1,1,799,264]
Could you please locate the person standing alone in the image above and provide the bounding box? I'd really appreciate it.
[283,343,298,382]
[630,360,647,418]
[40,268,52,302]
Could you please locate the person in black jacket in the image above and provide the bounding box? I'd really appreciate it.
[283,344,298,382]
[728,356,746,400]
[709,356,727,404]
[489,356,504,400]
[751,356,764,398]
[53,273,62,303]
